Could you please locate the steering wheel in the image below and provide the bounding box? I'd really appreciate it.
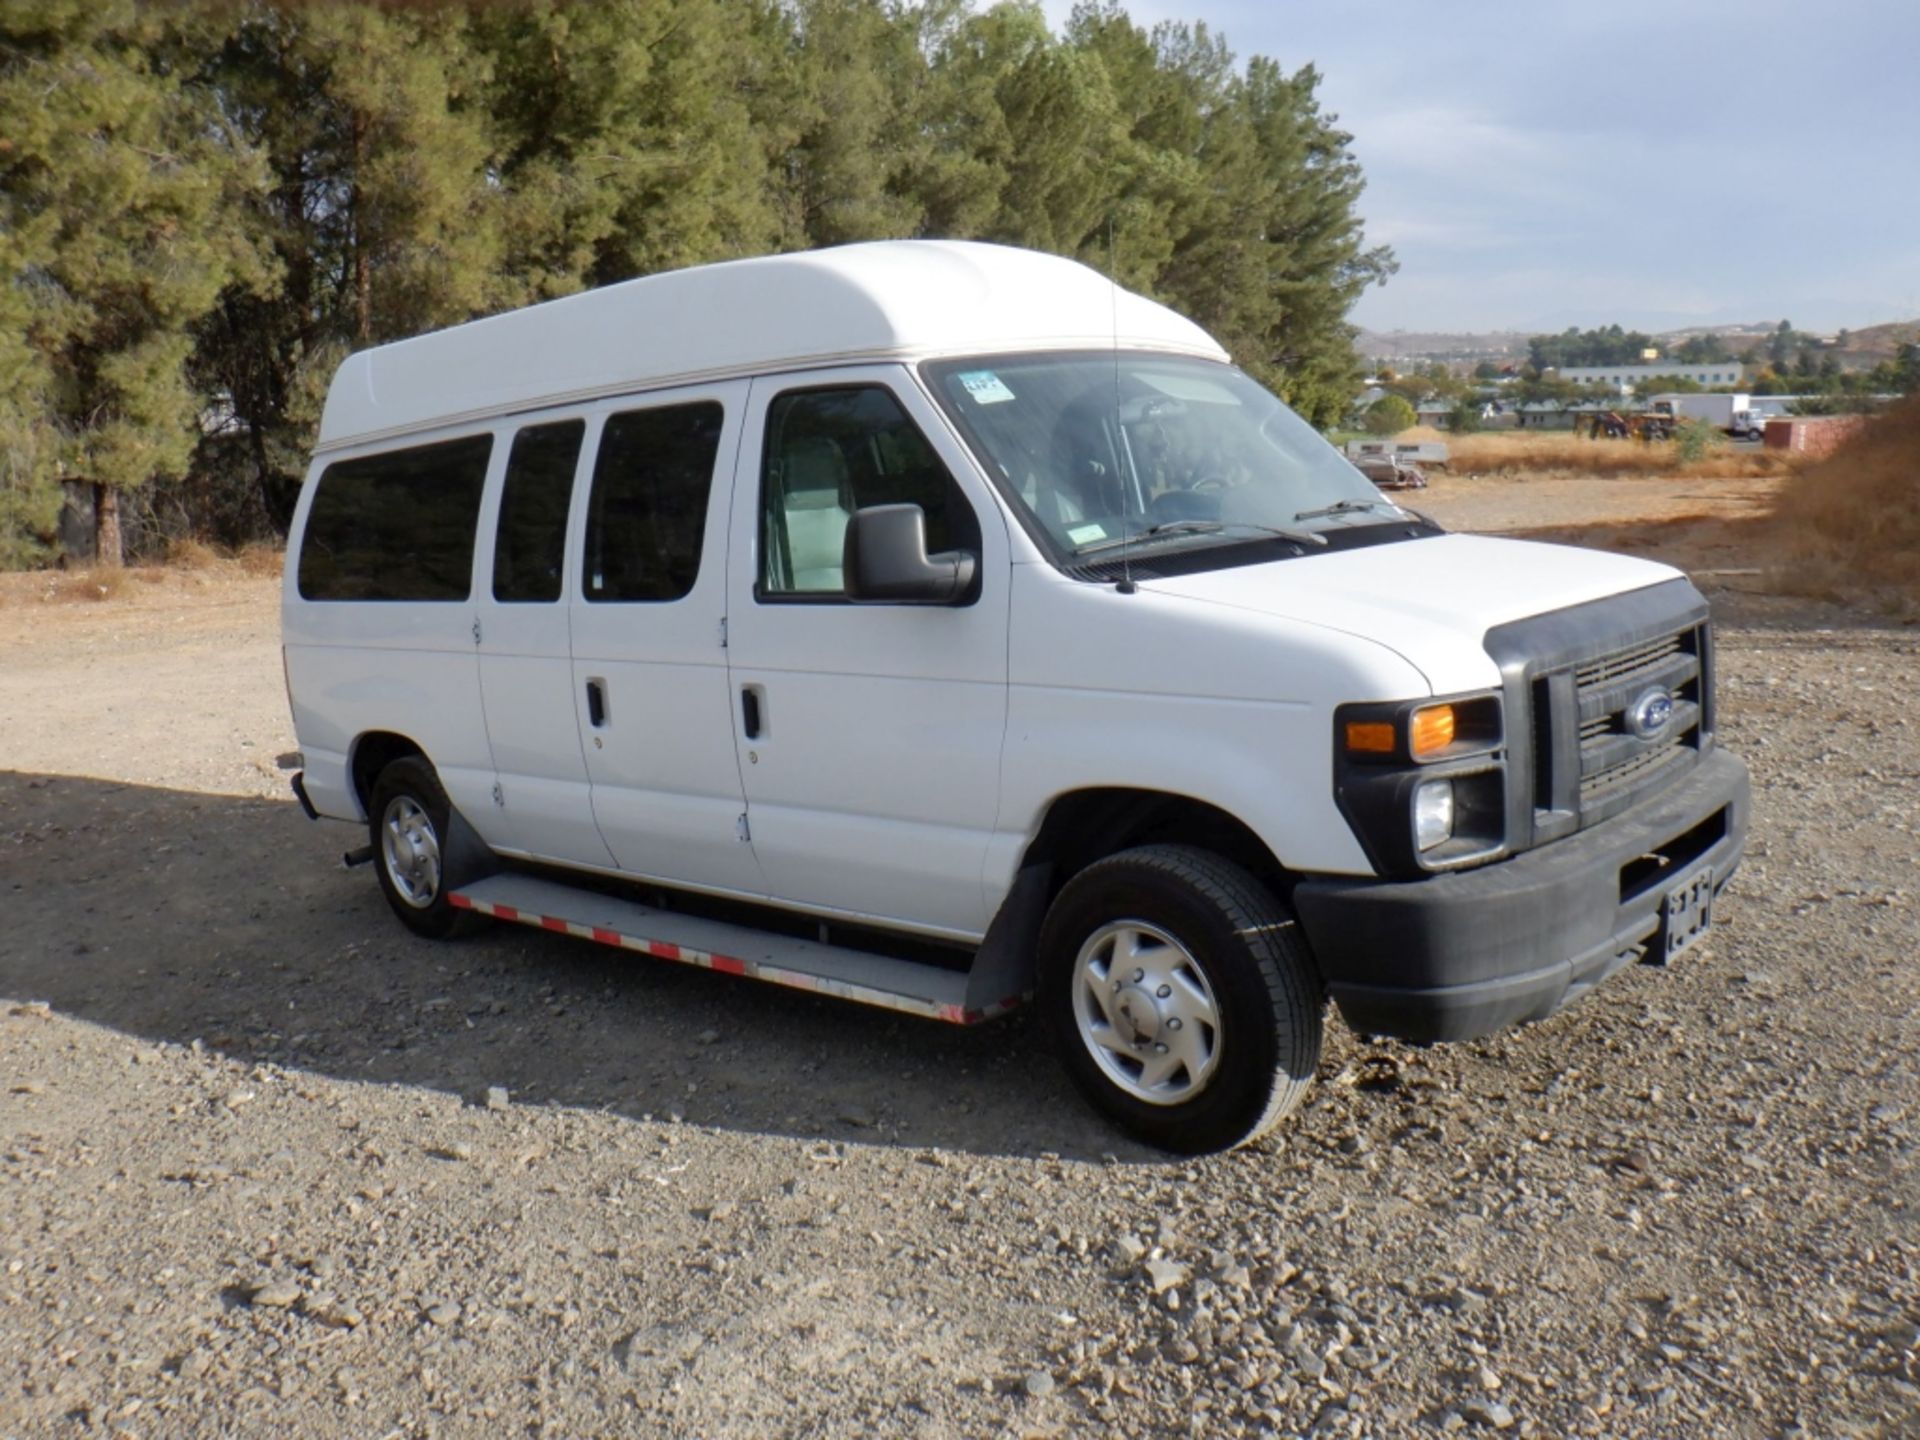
[1189,474,1235,493]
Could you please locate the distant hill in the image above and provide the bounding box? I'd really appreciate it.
[1357,319,1920,369]
[1356,328,1529,364]
[1837,319,1920,359]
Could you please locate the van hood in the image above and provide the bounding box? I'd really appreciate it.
[1138,532,1686,694]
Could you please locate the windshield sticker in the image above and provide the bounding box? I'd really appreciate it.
[1066,522,1107,545]
[957,370,1016,405]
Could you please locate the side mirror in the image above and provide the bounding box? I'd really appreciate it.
[843,504,977,605]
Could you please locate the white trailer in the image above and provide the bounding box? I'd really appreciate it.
[1646,392,1765,439]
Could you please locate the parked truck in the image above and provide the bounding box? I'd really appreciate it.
[1646,393,1766,440]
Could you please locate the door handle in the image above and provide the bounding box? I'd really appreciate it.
[586,678,608,728]
[740,686,762,740]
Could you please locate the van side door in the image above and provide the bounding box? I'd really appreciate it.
[725,367,1011,938]
[568,381,764,895]
[472,416,615,868]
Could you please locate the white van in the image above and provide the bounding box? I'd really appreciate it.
[283,241,1747,1152]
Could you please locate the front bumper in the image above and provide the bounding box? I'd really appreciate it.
[1292,748,1749,1044]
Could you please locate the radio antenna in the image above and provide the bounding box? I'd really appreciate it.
[1109,214,1136,595]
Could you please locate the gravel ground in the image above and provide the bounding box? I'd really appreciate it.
[2,529,1917,1438]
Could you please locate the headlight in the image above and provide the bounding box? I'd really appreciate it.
[1413,780,1455,851]
[1334,691,1508,876]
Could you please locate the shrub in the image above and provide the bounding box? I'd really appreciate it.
[1363,395,1417,436]
[1673,418,1720,464]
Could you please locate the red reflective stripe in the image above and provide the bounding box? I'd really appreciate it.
[449,893,474,910]
[710,954,746,975]
[541,915,569,933]
[648,941,682,961]
[591,927,621,946]
[492,904,519,922]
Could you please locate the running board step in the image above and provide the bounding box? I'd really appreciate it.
[449,874,1021,1026]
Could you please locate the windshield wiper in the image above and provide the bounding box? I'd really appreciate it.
[1293,498,1406,522]
[1074,519,1329,557]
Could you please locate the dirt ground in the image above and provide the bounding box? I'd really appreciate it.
[2,477,1916,1438]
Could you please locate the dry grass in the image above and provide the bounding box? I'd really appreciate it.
[0,542,285,607]
[235,541,284,578]
[1769,395,1920,615]
[41,567,139,603]
[165,536,223,570]
[1445,432,1797,481]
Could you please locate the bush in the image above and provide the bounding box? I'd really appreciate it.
[1363,395,1417,436]
[1673,418,1721,464]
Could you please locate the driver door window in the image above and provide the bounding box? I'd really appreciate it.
[758,386,977,599]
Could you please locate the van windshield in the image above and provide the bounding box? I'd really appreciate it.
[925,353,1402,565]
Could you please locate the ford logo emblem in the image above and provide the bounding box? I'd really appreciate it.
[1626,686,1675,739]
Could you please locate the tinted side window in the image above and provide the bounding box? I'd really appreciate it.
[299,435,492,601]
[582,403,723,602]
[493,420,583,603]
[759,387,976,597]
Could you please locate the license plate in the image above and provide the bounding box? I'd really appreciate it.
[1661,866,1714,962]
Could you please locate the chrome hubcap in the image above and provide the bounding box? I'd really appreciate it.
[381,796,441,908]
[1072,920,1221,1105]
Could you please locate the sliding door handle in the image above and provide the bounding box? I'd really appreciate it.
[740,686,763,740]
[585,678,608,728]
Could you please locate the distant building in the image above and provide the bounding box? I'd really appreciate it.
[1554,362,1746,389]
[1512,400,1620,430]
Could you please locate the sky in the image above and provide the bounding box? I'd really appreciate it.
[1040,0,1919,335]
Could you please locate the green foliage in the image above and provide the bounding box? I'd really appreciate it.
[1672,333,1733,364]
[0,0,272,558]
[1363,394,1416,436]
[1,0,1396,564]
[1673,418,1720,464]
[1445,401,1482,434]
[1528,324,1657,371]
[1897,344,1920,395]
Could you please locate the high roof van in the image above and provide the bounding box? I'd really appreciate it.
[283,241,1747,1152]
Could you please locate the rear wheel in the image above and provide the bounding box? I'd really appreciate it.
[369,757,471,939]
[1039,844,1323,1153]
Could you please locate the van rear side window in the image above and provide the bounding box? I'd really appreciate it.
[583,402,723,602]
[298,435,493,601]
[494,420,584,603]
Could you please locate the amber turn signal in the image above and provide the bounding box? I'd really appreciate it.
[1410,703,1457,758]
[1343,720,1397,755]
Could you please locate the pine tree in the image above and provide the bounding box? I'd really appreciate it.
[474,0,786,295]
[191,1,501,527]
[0,0,270,563]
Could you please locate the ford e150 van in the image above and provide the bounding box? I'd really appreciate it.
[283,241,1748,1152]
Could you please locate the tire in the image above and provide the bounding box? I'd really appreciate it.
[1038,844,1324,1153]
[368,756,472,940]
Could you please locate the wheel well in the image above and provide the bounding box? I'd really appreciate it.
[1019,788,1292,903]
[349,732,425,817]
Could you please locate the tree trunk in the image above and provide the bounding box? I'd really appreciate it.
[351,109,371,344]
[95,484,124,568]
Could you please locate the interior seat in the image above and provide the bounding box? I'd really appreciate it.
[780,436,854,592]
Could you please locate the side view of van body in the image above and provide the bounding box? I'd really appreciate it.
[283,242,1748,1152]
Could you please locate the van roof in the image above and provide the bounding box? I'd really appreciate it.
[316,240,1229,451]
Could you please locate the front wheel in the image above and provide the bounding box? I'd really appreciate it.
[1039,845,1324,1153]
[368,757,472,939]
